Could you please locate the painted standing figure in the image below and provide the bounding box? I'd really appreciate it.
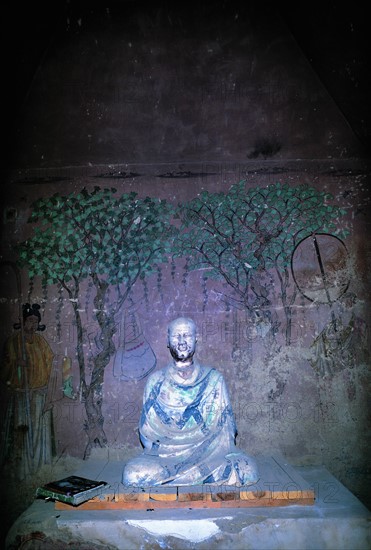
[122,317,259,487]
[0,303,56,479]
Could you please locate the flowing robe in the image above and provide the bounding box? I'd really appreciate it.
[0,332,56,478]
[122,362,259,486]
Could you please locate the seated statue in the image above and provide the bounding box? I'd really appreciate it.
[122,317,259,487]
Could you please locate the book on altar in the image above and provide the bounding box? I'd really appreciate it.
[36,475,109,506]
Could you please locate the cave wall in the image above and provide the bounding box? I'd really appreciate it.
[0,3,370,509]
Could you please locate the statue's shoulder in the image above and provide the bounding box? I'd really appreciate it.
[199,364,225,382]
[145,367,167,387]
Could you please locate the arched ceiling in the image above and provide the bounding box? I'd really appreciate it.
[1,1,369,169]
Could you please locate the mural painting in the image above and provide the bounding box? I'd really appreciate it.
[15,187,176,459]
[1,174,369,520]
[0,302,56,479]
[113,305,157,381]
[173,181,349,356]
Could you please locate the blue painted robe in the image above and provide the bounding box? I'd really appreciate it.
[122,362,259,486]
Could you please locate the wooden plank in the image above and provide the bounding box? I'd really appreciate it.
[240,488,314,502]
[55,496,314,511]
[149,487,178,501]
[115,487,150,502]
[178,485,212,502]
[203,485,239,502]
[240,488,267,501]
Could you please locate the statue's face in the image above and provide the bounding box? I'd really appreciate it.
[168,319,197,363]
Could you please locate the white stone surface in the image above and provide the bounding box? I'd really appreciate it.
[127,518,227,542]
[6,464,371,550]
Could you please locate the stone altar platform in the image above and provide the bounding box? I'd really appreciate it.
[54,454,315,510]
[5,454,371,549]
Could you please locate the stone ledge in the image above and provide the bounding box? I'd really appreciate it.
[5,464,371,550]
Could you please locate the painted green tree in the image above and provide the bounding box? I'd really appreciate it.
[174,181,349,344]
[17,186,177,457]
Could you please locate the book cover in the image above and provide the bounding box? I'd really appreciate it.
[36,475,109,506]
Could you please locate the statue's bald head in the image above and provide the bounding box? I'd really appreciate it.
[167,317,196,338]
